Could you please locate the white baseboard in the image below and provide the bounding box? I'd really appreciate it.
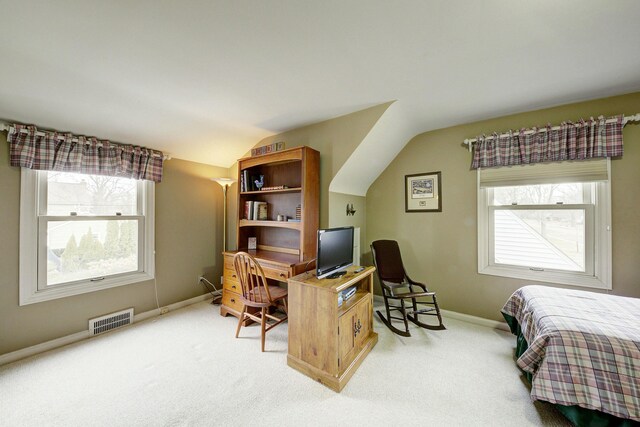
[372,295,509,332]
[0,293,213,366]
[440,309,510,332]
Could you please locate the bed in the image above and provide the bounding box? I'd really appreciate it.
[501,285,640,426]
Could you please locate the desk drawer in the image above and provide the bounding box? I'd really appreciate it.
[222,291,243,312]
[223,268,241,293]
[262,266,290,282]
[224,255,235,271]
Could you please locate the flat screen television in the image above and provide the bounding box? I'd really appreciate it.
[316,226,354,279]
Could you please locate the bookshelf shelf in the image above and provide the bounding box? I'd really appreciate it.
[238,219,302,230]
[240,187,302,195]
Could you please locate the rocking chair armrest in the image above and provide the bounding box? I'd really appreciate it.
[399,291,436,299]
[406,278,429,293]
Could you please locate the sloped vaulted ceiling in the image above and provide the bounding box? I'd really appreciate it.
[1,1,640,178]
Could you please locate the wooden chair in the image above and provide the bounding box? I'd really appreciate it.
[370,240,444,336]
[233,252,288,352]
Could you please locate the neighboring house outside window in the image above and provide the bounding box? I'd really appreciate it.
[19,170,155,305]
[477,159,611,289]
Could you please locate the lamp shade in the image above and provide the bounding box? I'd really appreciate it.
[211,177,236,187]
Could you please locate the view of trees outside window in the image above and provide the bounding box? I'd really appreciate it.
[47,171,137,216]
[491,183,590,270]
[45,172,139,286]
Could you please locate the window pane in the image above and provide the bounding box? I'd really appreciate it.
[494,209,585,272]
[47,220,139,286]
[47,172,137,215]
[492,183,589,206]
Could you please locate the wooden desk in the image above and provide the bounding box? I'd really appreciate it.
[220,249,311,319]
[287,266,378,392]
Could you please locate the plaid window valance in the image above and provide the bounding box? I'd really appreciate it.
[471,115,624,170]
[8,124,164,182]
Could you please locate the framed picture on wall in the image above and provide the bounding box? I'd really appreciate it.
[405,171,442,212]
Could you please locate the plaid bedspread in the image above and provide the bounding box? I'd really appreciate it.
[501,285,640,422]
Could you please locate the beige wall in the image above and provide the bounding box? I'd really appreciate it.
[328,192,367,261]
[5,91,639,354]
[366,92,640,321]
[0,138,229,355]
[226,103,391,251]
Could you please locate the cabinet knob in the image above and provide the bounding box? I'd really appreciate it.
[230,298,235,303]
[231,285,236,289]
[279,273,286,278]
[232,274,237,278]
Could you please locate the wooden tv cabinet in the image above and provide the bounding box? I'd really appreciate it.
[287,266,378,392]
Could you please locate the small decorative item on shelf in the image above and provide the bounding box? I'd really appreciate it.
[254,175,264,190]
[295,205,301,220]
[261,185,288,191]
[248,237,257,250]
[251,141,285,157]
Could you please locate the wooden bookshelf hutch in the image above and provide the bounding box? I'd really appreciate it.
[220,146,320,319]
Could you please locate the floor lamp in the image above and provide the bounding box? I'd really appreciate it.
[211,177,236,252]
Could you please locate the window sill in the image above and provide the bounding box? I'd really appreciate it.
[19,271,154,306]
[478,265,610,290]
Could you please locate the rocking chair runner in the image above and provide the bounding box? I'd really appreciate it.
[370,240,444,336]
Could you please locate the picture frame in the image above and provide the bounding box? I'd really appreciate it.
[405,171,442,212]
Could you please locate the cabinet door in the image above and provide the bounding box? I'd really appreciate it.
[338,296,371,372]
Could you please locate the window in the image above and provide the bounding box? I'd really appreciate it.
[477,160,611,289]
[20,170,155,305]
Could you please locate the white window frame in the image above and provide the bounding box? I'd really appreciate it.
[477,162,612,290]
[19,169,155,305]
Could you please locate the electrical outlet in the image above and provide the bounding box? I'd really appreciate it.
[160,306,169,315]
[197,275,204,285]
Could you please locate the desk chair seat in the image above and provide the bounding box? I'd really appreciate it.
[371,240,444,336]
[233,252,288,352]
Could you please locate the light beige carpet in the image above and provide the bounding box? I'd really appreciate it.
[0,301,570,426]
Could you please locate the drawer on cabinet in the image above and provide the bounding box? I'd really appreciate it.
[224,267,239,283]
[221,291,243,312]
[223,279,241,294]
[262,266,290,282]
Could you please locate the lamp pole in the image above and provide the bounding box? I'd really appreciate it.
[211,178,236,253]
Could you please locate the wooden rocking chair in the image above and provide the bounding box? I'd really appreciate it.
[370,240,444,336]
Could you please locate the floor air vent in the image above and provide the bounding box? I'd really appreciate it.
[89,308,134,336]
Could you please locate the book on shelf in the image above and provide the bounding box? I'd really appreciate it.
[257,202,268,220]
[244,201,252,220]
[253,201,267,220]
[242,170,249,192]
[245,201,268,220]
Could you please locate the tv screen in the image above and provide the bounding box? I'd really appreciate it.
[316,226,354,279]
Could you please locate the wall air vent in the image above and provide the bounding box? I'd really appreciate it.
[89,308,134,336]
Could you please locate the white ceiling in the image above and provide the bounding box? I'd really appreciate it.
[1,1,640,169]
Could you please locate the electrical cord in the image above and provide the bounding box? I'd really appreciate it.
[199,276,222,305]
[304,258,316,272]
[153,277,161,310]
